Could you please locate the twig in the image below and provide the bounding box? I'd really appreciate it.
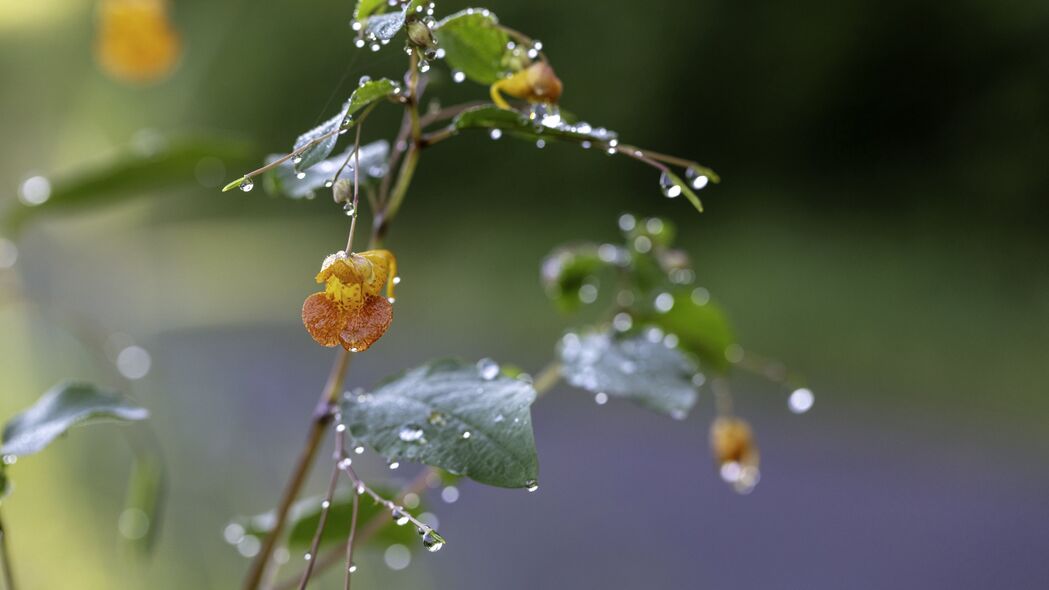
[342,486,359,590]
[241,349,351,590]
[296,462,342,590]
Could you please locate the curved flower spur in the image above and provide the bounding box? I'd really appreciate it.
[302,249,398,352]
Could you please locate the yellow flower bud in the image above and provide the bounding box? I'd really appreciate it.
[490,62,563,110]
[95,0,182,84]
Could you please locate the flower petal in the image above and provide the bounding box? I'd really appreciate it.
[302,292,347,347]
[339,295,393,352]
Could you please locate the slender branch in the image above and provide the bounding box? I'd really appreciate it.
[532,361,562,399]
[617,144,701,169]
[342,486,359,590]
[241,349,351,590]
[296,453,344,589]
[345,120,365,253]
[0,508,16,590]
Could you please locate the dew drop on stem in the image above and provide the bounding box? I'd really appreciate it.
[685,166,710,190]
[239,177,254,192]
[659,171,681,198]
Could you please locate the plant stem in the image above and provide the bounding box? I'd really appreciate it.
[0,508,16,590]
[296,462,341,590]
[532,361,562,399]
[342,488,359,590]
[241,349,351,590]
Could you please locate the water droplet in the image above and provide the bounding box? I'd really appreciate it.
[535,139,546,149]
[304,552,313,561]
[348,563,358,573]
[356,483,366,495]
[452,69,465,83]
[336,423,347,433]
[391,507,410,526]
[686,166,710,190]
[581,140,592,149]
[398,425,425,442]
[441,485,459,503]
[0,238,19,269]
[489,128,503,140]
[292,155,303,165]
[338,458,353,470]
[461,431,471,439]
[18,175,51,206]
[351,20,362,31]
[477,358,500,380]
[594,392,608,405]
[618,213,636,231]
[419,59,431,73]
[239,177,254,192]
[422,530,445,552]
[355,39,366,48]
[578,283,598,304]
[358,75,372,86]
[295,171,307,180]
[384,544,411,570]
[116,345,152,380]
[525,480,539,493]
[343,202,356,217]
[654,292,675,313]
[788,388,815,414]
[613,312,633,332]
[321,500,331,509]
[528,103,562,128]
[659,171,682,198]
[393,276,402,285]
[370,42,381,52]
[354,446,365,455]
[388,460,400,470]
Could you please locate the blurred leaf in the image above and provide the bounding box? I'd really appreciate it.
[264,140,390,200]
[293,79,399,173]
[364,11,406,42]
[1,382,149,457]
[540,242,618,312]
[235,486,420,550]
[119,455,165,555]
[640,290,735,374]
[342,359,539,488]
[453,105,620,146]
[354,0,387,20]
[558,330,699,418]
[2,135,250,233]
[434,9,509,84]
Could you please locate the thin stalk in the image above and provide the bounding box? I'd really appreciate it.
[345,121,365,253]
[296,464,342,589]
[0,508,15,590]
[532,361,562,399]
[241,349,351,590]
[342,488,359,590]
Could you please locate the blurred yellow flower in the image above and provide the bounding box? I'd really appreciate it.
[490,61,563,110]
[710,417,761,494]
[302,250,398,352]
[95,0,181,84]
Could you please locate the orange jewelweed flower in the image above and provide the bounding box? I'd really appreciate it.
[490,61,563,110]
[302,249,398,352]
[710,417,761,494]
[95,0,182,84]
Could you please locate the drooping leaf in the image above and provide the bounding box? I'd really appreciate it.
[558,330,699,419]
[434,9,510,84]
[1,382,149,457]
[292,79,400,173]
[540,242,621,312]
[3,134,250,233]
[364,11,406,42]
[639,289,736,374]
[233,486,420,550]
[263,140,390,200]
[342,359,539,489]
[453,105,621,146]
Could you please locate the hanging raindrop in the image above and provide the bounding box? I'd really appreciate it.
[685,166,710,190]
[239,177,254,192]
[659,171,681,198]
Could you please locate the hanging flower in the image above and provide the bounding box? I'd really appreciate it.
[302,250,398,352]
[95,0,182,84]
[709,417,761,494]
[490,61,563,110]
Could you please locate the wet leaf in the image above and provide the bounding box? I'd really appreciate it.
[558,330,699,419]
[234,486,419,550]
[293,79,399,173]
[353,0,387,20]
[1,382,149,457]
[364,11,406,42]
[434,9,509,84]
[640,290,735,374]
[453,105,620,146]
[3,134,250,233]
[540,243,615,312]
[263,140,389,200]
[342,359,539,488]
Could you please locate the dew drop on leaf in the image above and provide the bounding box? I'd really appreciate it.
[476,358,500,380]
[398,425,425,442]
[659,171,682,198]
[239,177,254,192]
[686,166,710,190]
[525,480,539,493]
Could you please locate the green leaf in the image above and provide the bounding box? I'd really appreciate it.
[453,105,621,146]
[293,79,400,173]
[342,359,539,489]
[233,486,421,550]
[1,382,149,457]
[434,9,510,84]
[364,11,406,43]
[640,289,736,374]
[263,140,390,200]
[354,0,387,20]
[558,329,699,419]
[3,134,250,233]
[540,243,620,312]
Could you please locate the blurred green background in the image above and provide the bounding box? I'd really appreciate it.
[1,0,1048,588]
